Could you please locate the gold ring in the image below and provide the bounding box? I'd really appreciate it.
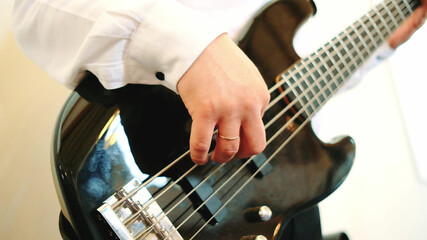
[218,134,240,140]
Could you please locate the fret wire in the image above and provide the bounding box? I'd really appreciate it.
[327,38,353,76]
[287,61,322,116]
[349,24,372,57]
[287,70,310,116]
[381,5,397,31]
[402,0,417,16]
[370,10,389,37]
[321,47,346,91]
[366,12,387,42]
[293,68,316,116]
[354,24,380,59]
[373,6,393,35]
[391,0,406,23]
[357,18,380,50]
[336,37,359,75]
[265,60,319,111]
[300,58,326,98]
[360,15,381,45]
[286,49,340,107]
[269,34,364,127]
[263,59,329,129]
[382,1,400,28]
[397,1,411,18]
[342,27,366,67]
[402,0,414,14]
[299,59,326,106]
[313,52,336,97]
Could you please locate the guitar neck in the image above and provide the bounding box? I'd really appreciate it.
[277,0,419,119]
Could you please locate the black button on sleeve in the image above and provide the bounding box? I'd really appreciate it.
[155,72,165,80]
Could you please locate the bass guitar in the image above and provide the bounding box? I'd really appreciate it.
[52,0,419,239]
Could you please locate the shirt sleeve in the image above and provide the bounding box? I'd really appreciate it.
[12,0,225,92]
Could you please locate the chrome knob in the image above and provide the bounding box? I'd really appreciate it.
[244,205,272,222]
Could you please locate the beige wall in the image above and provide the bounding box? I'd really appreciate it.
[1,1,69,239]
[1,0,426,239]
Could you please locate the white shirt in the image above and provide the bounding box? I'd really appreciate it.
[12,0,393,92]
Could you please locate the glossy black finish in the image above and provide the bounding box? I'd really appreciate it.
[51,0,355,239]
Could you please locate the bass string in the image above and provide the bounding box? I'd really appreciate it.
[136,162,247,240]
[110,59,306,210]
[125,6,391,235]
[118,0,415,233]
[187,3,417,239]
[118,0,415,211]
[155,4,416,238]
[181,59,351,240]
[111,48,327,211]
[126,49,349,237]
[176,163,251,236]
[143,37,373,240]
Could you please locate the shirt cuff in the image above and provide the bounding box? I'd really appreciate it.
[125,0,225,93]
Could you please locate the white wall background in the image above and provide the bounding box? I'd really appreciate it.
[0,0,426,239]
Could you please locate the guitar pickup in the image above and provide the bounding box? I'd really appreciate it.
[179,175,227,225]
[246,153,273,178]
[97,178,183,240]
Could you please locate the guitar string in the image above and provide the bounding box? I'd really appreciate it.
[180,38,371,240]
[141,1,418,238]
[109,0,415,237]
[136,6,398,239]
[137,0,414,218]
[126,27,365,236]
[126,0,415,237]
[134,40,360,239]
[186,2,416,239]
[111,0,415,212]
[117,0,416,213]
[162,1,416,239]
[155,10,412,240]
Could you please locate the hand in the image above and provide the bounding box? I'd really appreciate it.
[177,33,270,165]
[388,0,427,48]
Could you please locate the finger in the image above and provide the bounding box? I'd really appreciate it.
[235,116,266,159]
[389,3,427,48]
[190,117,216,165]
[211,119,241,163]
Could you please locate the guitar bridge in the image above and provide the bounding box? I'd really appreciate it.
[97,178,183,240]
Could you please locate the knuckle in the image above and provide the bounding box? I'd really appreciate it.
[191,157,207,165]
[251,143,266,155]
[212,146,239,163]
[246,141,266,156]
[221,99,239,114]
[222,148,239,159]
[191,141,210,154]
[220,144,239,157]
[192,103,215,120]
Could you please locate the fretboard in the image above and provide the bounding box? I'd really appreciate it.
[275,0,419,119]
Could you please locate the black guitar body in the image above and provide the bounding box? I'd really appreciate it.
[52,0,355,239]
